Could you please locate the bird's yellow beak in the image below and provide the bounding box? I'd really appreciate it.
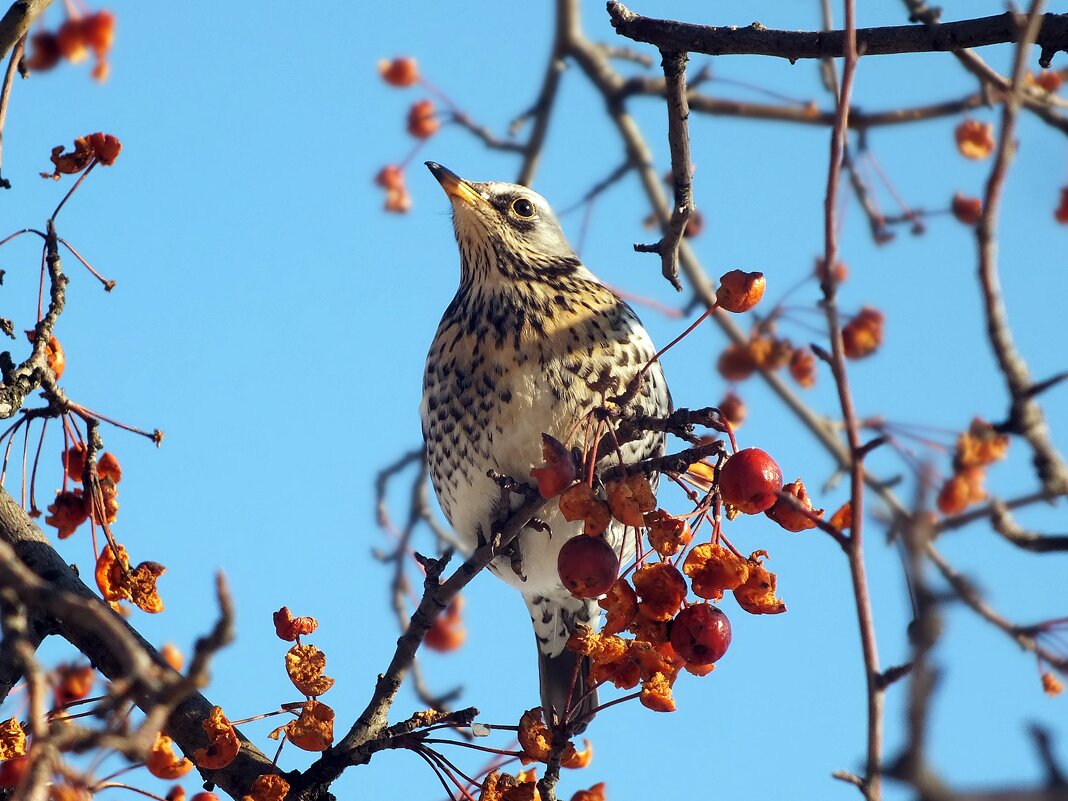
[426,162,485,206]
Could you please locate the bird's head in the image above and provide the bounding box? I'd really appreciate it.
[426,162,583,285]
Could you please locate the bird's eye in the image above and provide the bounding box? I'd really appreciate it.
[510,198,536,218]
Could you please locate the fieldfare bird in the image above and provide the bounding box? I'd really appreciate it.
[421,162,671,729]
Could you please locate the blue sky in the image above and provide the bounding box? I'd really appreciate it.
[2,2,1066,800]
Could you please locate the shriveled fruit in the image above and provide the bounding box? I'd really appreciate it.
[557,536,619,599]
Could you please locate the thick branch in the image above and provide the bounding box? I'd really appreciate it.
[0,487,276,798]
[607,4,1068,66]
[0,0,51,62]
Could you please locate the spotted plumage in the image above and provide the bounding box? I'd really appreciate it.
[420,163,671,729]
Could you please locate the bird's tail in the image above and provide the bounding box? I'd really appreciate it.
[538,644,598,734]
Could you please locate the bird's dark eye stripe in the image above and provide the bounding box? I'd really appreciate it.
[510,197,535,218]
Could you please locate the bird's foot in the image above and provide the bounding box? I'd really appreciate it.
[525,517,551,538]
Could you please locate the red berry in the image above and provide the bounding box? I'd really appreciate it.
[951,193,982,225]
[0,757,28,788]
[670,603,731,665]
[557,536,619,599]
[682,209,704,238]
[530,433,576,499]
[718,447,783,514]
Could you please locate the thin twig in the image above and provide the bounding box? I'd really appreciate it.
[817,4,884,797]
[631,49,691,291]
[0,32,25,189]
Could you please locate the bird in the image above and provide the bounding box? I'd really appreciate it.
[420,162,671,731]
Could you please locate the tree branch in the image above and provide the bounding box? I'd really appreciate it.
[295,491,550,796]
[0,487,277,799]
[606,3,1068,66]
[0,0,51,62]
[631,49,691,291]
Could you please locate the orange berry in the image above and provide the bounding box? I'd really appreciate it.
[86,133,122,166]
[273,607,318,641]
[81,11,115,56]
[716,269,766,313]
[384,188,411,214]
[558,483,611,536]
[716,341,757,381]
[644,509,692,557]
[45,489,88,539]
[91,59,110,82]
[598,578,638,634]
[683,542,749,601]
[951,193,982,225]
[56,18,88,63]
[1031,70,1063,93]
[62,444,87,482]
[406,99,439,139]
[632,562,687,622]
[570,782,607,801]
[842,306,884,359]
[682,209,704,238]
[936,467,986,515]
[374,165,405,192]
[24,31,61,71]
[789,346,817,388]
[160,643,184,671]
[717,391,746,428]
[378,57,419,87]
[815,257,848,284]
[425,596,465,652]
[605,474,655,527]
[530,433,576,499]
[97,451,122,483]
[955,119,995,160]
[1042,671,1064,696]
[53,662,95,707]
[1055,187,1068,225]
[765,478,824,532]
[733,551,787,614]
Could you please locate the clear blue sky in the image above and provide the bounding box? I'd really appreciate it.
[3,2,1065,800]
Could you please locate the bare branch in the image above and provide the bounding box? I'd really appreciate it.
[515,0,571,187]
[970,4,1068,498]
[606,3,1068,66]
[0,222,66,419]
[0,31,25,189]
[0,487,277,798]
[631,49,691,291]
[0,0,51,62]
[296,490,550,795]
